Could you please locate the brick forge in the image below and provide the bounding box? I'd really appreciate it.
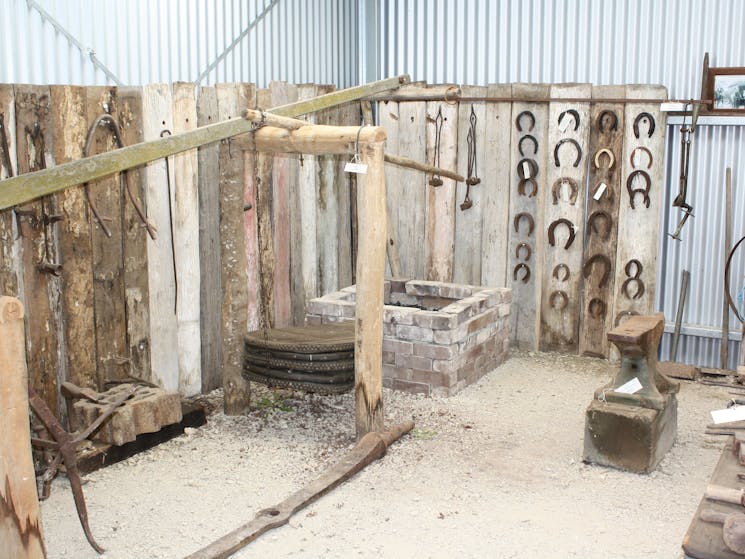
[306,279,512,396]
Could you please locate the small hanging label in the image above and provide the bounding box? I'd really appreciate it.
[561,181,570,202]
[344,154,367,175]
[593,182,607,200]
[522,161,532,179]
[711,406,745,424]
[558,113,570,132]
[615,377,642,394]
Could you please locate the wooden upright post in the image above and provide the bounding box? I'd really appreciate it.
[0,297,46,558]
[355,141,387,438]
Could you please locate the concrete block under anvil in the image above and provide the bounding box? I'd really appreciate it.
[72,384,182,446]
[583,313,679,473]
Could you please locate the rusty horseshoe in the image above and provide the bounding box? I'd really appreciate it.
[548,218,576,250]
[597,110,618,133]
[549,290,569,311]
[515,110,536,132]
[629,146,653,169]
[513,212,535,236]
[593,148,615,170]
[558,109,580,131]
[633,112,656,138]
[626,169,652,209]
[518,178,538,198]
[624,259,643,278]
[587,210,613,240]
[513,263,531,283]
[621,277,645,300]
[551,177,579,205]
[588,298,607,319]
[518,134,539,156]
[553,138,582,168]
[517,157,539,180]
[583,254,612,288]
[515,242,532,261]
[614,310,640,327]
[552,263,570,282]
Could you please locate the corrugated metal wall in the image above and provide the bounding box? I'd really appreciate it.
[0,0,358,87]
[372,0,745,369]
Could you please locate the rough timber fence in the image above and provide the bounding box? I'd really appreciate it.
[0,80,667,421]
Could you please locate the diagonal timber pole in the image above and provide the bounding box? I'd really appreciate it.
[0,75,409,210]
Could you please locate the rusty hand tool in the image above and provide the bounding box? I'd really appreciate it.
[29,384,136,554]
[700,509,745,554]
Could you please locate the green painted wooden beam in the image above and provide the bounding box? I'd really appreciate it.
[0,75,409,210]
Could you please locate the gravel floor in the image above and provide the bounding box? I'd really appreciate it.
[40,351,729,558]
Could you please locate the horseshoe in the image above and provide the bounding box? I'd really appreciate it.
[597,110,618,133]
[515,110,536,132]
[517,157,539,180]
[552,263,570,282]
[513,263,531,283]
[551,177,579,205]
[626,170,652,209]
[583,254,612,288]
[624,259,643,278]
[587,210,613,240]
[629,146,653,169]
[593,148,615,170]
[515,242,532,261]
[558,109,580,131]
[588,298,607,319]
[513,212,535,236]
[518,178,538,198]
[621,277,645,300]
[553,138,582,168]
[633,112,656,138]
[549,290,569,311]
[548,218,576,250]
[518,134,539,156]
[614,310,639,327]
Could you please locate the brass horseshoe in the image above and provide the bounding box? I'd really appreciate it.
[621,277,645,300]
[517,157,539,180]
[549,290,569,311]
[629,146,653,169]
[552,263,570,282]
[516,110,536,132]
[558,109,580,131]
[553,138,582,168]
[593,148,615,170]
[513,263,531,283]
[515,242,532,261]
[547,218,576,250]
[551,177,579,205]
[513,212,535,236]
[588,298,607,319]
[597,110,618,133]
[518,178,538,198]
[587,210,613,241]
[583,254,612,288]
[518,134,539,156]
[633,112,656,138]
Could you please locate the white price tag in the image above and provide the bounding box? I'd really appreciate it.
[522,161,531,179]
[711,406,745,424]
[344,162,368,174]
[561,181,570,202]
[558,113,569,132]
[614,377,642,394]
[593,182,607,200]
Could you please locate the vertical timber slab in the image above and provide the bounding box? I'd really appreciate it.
[52,86,95,390]
[296,85,319,314]
[242,135,261,331]
[579,86,626,358]
[196,86,223,392]
[172,83,202,396]
[396,100,427,279]
[355,141,386,438]
[269,81,296,327]
[216,83,252,414]
[85,86,129,385]
[116,87,151,382]
[0,298,46,559]
[507,84,549,350]
[378,98,399,278]
[611,85,667,359]
[142,84,179,390]
[316,85,340,295]
[453,86,487,285]
[15,84,62,412]
[425,96,458,282]
[336,101,357,289]
[539,83,591,353]
[254,87,275,327]
[0,85,20,297]
[481,84,512,288]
